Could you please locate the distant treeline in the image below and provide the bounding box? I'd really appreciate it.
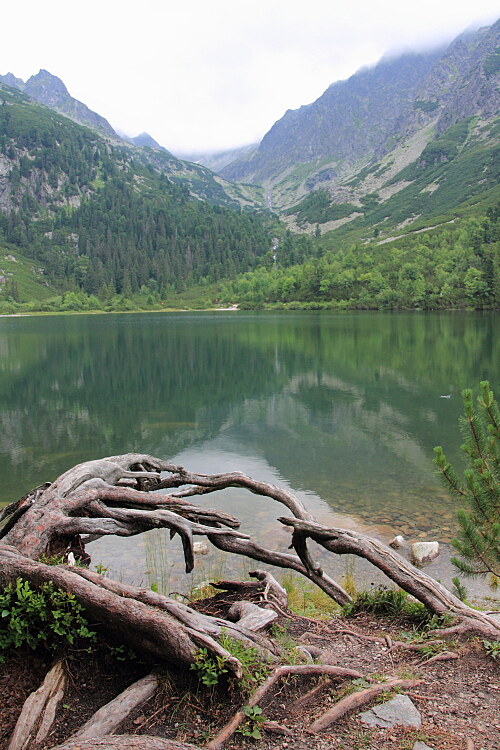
[0,87,272,301]
[219,207,500,310]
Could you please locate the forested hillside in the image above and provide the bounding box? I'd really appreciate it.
[0,83,272,307]
[0,19,498,315]
[219,207,500,310]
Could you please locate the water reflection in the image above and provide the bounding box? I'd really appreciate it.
[0,311,498,590]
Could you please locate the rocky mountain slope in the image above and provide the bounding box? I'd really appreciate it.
[222,50,442,185]
[220,19,500,225]
[0,70,260,210]
[0,69,119,138]
[0,82,272,302]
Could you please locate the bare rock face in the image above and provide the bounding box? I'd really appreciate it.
[410,541,440,567]
[359,694,422,728]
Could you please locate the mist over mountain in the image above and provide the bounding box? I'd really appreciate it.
[0,17,498,312]
[219,19,499,216]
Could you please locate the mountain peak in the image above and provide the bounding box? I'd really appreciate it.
[25,69,70,105]
[131,132,169,151]
[0,72,25,89]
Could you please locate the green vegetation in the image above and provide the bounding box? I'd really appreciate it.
[341,585,449,629]
[0,577,95,659]
[190,646,229,687]
[482,639,500,659]
[434,381,499,585]
[483,52,500,78]
[413,100,439,112]
[0,84,274,307]
[285,190,359,225]
[190,634,269,693]
[236,705,267,739]
[220,207,500,310]
[281,572,340,618]
[218,634,270,693]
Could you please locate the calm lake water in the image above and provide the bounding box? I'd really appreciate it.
[0,310,498,595]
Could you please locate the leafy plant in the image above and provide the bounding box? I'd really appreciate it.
[0,577,95,660]
[218,633,270,693]
[109,644,137,662]
[236,704,267,739]
[342,585,449,629]
[190,647,228,687]
[434,381,499,585]
[482,639,500,660]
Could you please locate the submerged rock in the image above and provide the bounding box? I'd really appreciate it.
[193,542,209,555]
[410,541,439,567]
[389,535,406,549]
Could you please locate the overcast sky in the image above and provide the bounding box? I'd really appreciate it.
[1,1,498,154]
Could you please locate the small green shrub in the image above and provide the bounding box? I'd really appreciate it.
[483,639,500,660]
[236,704,267,739]
[218,634,270,693]
[342,585,443,628]
[0,577,95,659]
[190,647,228,687]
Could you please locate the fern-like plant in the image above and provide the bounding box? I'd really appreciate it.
[434,380,499,585]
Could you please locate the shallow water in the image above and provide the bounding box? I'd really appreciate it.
[0,310,498,596]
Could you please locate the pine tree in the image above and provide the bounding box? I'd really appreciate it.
[434,381,499,585]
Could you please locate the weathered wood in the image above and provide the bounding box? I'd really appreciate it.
[308,678,422,732]
[417,650,459,666]
[0,544,275,671]
[227,601,278,631]
[250,569,288,608]
[2,450,497,706]
[8,661,65,750]
[69,672,159,740]
[279,516,500,638]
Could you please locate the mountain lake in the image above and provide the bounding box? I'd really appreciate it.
[0,310,498,600]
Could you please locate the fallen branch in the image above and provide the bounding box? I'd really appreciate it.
[308,678,422,732]
[67,672,160,741]
[207,664,364,750]
[8,661,65,750]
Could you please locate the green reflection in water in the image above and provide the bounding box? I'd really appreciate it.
[0,311,497,547]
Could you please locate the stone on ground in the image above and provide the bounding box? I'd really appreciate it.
[358,694,422,728]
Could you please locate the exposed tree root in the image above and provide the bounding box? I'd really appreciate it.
[8,661,65,750]
[307,678,422,732]
[417,650,459,667]
[67,672,160,741]
[278,516,500,639]
[207,664,364,750]
[0,452,497,748]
